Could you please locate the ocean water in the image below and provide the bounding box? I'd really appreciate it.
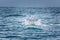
[0,7,60,40]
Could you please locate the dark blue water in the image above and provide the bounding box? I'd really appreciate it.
[0,7,60,40]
